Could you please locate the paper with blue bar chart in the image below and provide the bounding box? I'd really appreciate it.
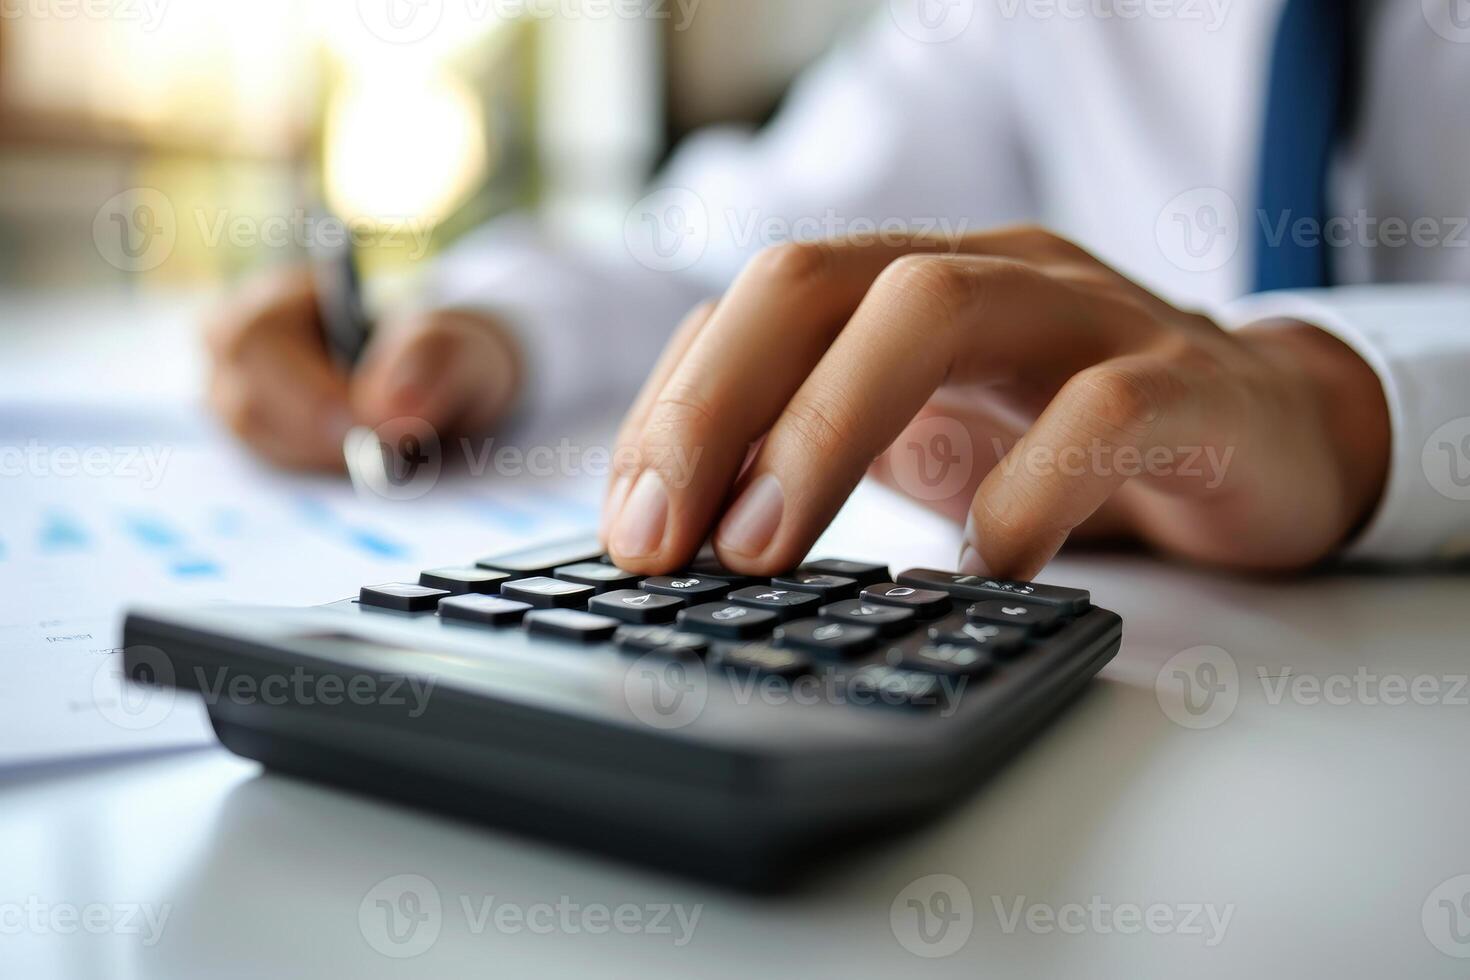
[0,409,601,768]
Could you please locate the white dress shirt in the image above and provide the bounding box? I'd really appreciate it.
[431,0,1470,563]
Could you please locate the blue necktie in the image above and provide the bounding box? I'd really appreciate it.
[1252,0,1362,292]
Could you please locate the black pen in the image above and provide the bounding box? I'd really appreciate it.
[310,214,374,371]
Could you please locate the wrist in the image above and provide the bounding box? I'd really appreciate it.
[1238,318,1391,545]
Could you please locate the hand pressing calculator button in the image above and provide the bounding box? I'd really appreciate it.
[968,599,1063,634]
[438,595,532,627]
[677,603,778,640]
[819,599,914,636]
[727,586,822,622]
[859,583,951,619]
[589,590,684,624]
[501,577,596,609]
[360,583,450,613]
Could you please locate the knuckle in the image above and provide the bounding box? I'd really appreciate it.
[1065,363,1166,439]
[748,240,835,289]
[783,391,864,460]
[403,319,463,361]
[1004,223,1082,258]
[876,254,979,323]
[643,382,719,446]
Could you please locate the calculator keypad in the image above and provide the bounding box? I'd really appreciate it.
[360,547,1092,711]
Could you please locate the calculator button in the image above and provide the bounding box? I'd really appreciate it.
[727,586,822,622]
[476,537,606,577]
[614,626,709,658]
[720,644,811,678]
[859,583,952,619]
[774,618,877,659]
[680,559,758,588]
[818,599,915,636]
[769,573,859,601]
[589,590,685,624]
[926,614,1028,654]
[418,567,510,595]
[438,595,532,627]
[851,665,944,709]
[524,609,620,643]
[897,569,1090,615]
[640,576,733,601]
[500,577,597,610]
[554,563,643,593]
[967,599,1063,634]
[360,584,450,613]
[895,643,996,678]
[800,559,891,587]
[676,603,778,640]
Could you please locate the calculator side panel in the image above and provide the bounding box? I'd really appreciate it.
[122,605,1121,890]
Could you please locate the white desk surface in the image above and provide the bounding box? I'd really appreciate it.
[4,289,1469,978]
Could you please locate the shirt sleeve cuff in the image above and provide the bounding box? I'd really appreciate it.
[1221,286,1470,564]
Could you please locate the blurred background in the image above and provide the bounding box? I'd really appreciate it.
[0,0,880,291]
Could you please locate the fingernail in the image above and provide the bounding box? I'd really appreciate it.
[958,544,992,577]
[716,473,784,559]
[611,470,669,559]
[602,473,633,534]
[958,513,992,575]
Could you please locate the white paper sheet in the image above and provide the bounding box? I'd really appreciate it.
[0,405,604,768]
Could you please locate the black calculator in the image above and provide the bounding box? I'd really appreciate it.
[123,536,1121,890]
